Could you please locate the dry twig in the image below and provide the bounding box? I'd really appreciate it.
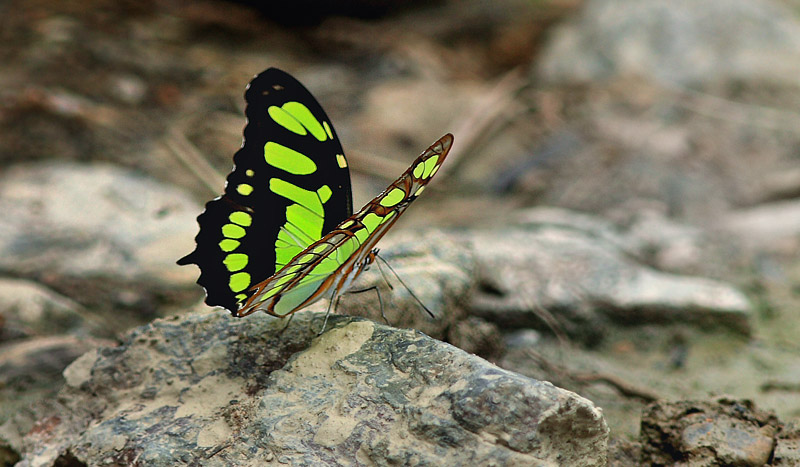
[164,128,226,196]
[525,349,661,403]
[445,67,529,176]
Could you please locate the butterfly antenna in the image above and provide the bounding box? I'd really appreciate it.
[375,254,435,319]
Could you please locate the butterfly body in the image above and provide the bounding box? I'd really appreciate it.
[179,67,452,319]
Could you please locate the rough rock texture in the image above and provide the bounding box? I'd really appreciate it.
[460,208,753,344]
[773,421,800,466]
[17,310,609,466]
[640,397,780,466]
[537,0,800,87]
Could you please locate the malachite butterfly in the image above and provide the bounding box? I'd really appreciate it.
[178,67,453,319]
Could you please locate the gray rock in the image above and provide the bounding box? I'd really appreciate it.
[0,278,99,340]
[614,208,709,273]
[640,397,779,466]
[0,278,111,430]
[18,310,609,466]
[774,421,800,466]
[462,208,752,342]
[537,0,800,87]
[0,163,200,286]
[0,335,109,428]
[0,277,116,435]
[719,199,800,247]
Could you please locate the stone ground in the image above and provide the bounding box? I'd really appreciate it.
[3,0,800,465]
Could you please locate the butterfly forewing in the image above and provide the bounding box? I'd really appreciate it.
[238,134,454,318]
[178,68,353,313]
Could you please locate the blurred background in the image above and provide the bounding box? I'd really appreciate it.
[2,0,800,456]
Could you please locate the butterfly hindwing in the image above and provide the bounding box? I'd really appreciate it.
[237,134,454,318]
[178,68,353,313]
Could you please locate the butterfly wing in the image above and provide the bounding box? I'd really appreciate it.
[178,68,353,313]
[238,134,454,318]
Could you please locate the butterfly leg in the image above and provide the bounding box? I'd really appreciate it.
[277,313,295,335]
[347,285,389,325]
[317,295,341,336]
[373,251,394,291]
[375,253,435,319]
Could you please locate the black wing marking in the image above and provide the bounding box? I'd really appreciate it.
[178,68,352,313]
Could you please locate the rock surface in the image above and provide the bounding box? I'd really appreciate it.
[773,421,800,466]
[0,278,99,341]
[461,208,753,344]
[0,163,200,286]
[17,310,609,466]
[640,397,781,466]
[719,199,800,247]
[537,0,800,87]
[0,278,112,426]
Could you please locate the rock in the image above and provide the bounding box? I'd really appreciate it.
[609,208,709,273]
[511,77,800,226]
[0,163,199,285]
[0,278,113,429]
[774,421,800,466]
[608,437,641,467]
[517,207,640,255]
[640,397,779,466]
[537,0,800,88]
[462,208,753,343]
[0,163,202,315]
[0,277,99,341]
[719,199,800,248]
[517,206,711,272]
[504,329,542,350]
[18,310,609,466]
[0,335,110,428]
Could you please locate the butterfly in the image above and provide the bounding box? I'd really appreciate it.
[178,68,453,321]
